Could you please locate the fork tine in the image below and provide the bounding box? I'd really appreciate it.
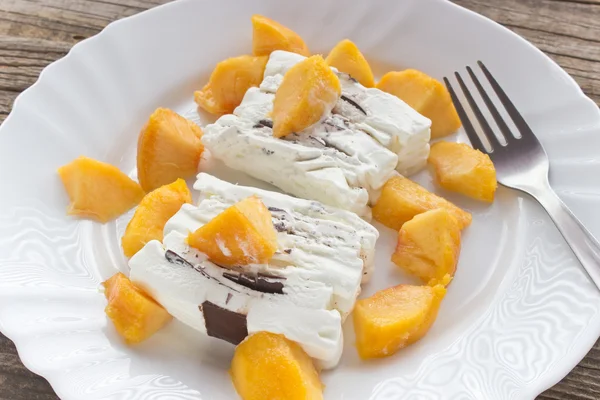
[477,61,535,140]
[454,71,503,151]
[443,77,486,152]
[467,66,517,144]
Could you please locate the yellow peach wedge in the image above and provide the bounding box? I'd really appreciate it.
[377,69,461,139]
[195,55,269,115]
[392,209,461,285]
[103,273,172,344]
[372,175,472,231]
[187,196,278,266]
[428,141,497,202]
[137,108,204,192]
[325,39,375,88]
[58,156,145,223]
[272,55,341,138]
[121,178,192,258]
[251,15,310,56]
[353,284,446,359]
[231,331,323,400]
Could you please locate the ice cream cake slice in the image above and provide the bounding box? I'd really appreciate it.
[129,173,378,369]
[201,51,431,215]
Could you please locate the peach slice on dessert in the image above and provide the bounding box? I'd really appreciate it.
[195,55,269,115]
[121,178,192,258]
[137,108,204,192]
[428,141,497,202]
[353,284,446,359]
[231,331,323,400]
[377,69,461,139]
[325,39,374,88]
[58,156,144,223]
[187,196,278,266]
[272,55,341,138]
[372,175,472,231]
[103,272,172,344]
[392,209,461,285]
[251,15,310,57]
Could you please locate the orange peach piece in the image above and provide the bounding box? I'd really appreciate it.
[353,284,446,359]
[428,141,497,202]
[58,156,145,223]
[195,55,269,115]
[121,178,192,257]
[137,108,204,192]
[272,55,341,138]
[325,39,375,88]
[231,331,323,400]
[377,69,461,139]
[188,196,278,266]
[103,273,172,344]
[372,175,472,231]
[392,209,461,285]
[251,15,310,57]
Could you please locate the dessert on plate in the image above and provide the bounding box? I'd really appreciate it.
[200,50,431,216]
[130,173,378,369]
[54,13,499,400]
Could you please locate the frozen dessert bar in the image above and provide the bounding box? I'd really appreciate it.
[129,173,378,369]
[201,51,431,215]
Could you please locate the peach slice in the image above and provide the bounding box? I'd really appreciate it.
[272,55,341,138]
[251,15,310,56]
[187,196,278,266]
[372,175,472,231]
[121,178,192,258]
[103,272,172,344]
[231,331,323,400]
[195,55,269,115]
[58,156,145,223]
[392,209,461,285]
[377,69,461,139]
[325,39,374,88]
[428,141,497,202]
[137,108,204,192]
[353,284,446,359]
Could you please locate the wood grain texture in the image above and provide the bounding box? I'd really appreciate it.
[0,1,599,399]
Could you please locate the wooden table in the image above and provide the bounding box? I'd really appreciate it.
[0,0,598,399]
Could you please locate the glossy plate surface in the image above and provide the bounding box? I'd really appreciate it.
[1,0,600,398]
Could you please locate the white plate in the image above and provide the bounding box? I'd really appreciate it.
[1,0,600,399]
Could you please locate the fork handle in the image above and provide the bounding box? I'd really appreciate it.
[530,180,600,290]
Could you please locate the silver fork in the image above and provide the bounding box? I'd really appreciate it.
[444,61,600,290]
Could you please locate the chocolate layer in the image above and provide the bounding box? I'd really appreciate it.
[201,301,248,345]
[340,94,367,115]
[222,271,284,294]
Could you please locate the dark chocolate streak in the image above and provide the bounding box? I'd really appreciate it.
[201,301,248,345]
[340,94,367,115]
[164,250,239,292]
[222,272,284,294]
[165,250,210,278]
[253,119,273,129]
[268,206,285,213]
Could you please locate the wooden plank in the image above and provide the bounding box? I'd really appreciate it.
[0,1,599,399]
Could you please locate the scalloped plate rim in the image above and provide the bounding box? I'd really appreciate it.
[0,0,599,399]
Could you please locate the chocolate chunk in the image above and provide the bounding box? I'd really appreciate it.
[283,249,292,254]
[222,272,285,294]
[225,293,233,305]
[201,301,248,345]
[253,119,273,129]
[273,221,291,233]
[340,94,367,115]
[268,206,285,213]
